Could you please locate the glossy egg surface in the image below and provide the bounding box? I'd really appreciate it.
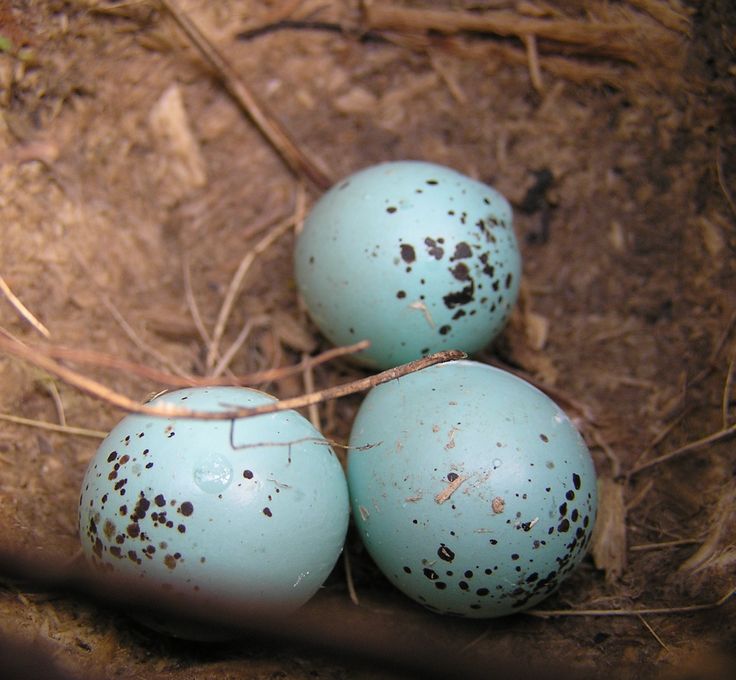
[347,360,597,617]
[79,386,350,631]
[295,161,521,368]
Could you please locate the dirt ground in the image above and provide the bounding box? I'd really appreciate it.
[1,0,735,678]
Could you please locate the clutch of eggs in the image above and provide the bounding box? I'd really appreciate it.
[294,161,521,369]
[347,360,598,618]
[79,386,349,637]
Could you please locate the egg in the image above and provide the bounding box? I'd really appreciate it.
[79,386,349,636]
[347,360,597,618]
[294,161,521,369]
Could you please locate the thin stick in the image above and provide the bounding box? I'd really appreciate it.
[523,33,543,92]
[181,251,212,347]
[630,406,692,471]
[160,0,332,190]
[343,549,360,606]
[212,316,268,378]
[25,339,370,387]
[688,310,736,388]
[363,4,643,63]
[0,413,106,439]
[629,538,701,552]
[302,351,321,430]
[527,585,736,618]
[629,423,736,476]
[0,274,51,339]
[716,145,736,217]
[638,615,669,652]
[43,379,67,427]
[100,295,192,379]
[206,204,301,372]
[0,332,465,420]
[722,345,736,427]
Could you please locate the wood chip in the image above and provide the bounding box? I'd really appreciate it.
[434,475,468,504]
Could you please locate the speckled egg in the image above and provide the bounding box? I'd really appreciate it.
[294,161,521,369]
[347,360,597,618]
[79,386,349,635]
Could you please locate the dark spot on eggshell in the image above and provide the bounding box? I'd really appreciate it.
[426,179,438,185]
[396,290,406,299]
[179,501,194,516]
[558,518,571,532]
[243,469,254,479]
[425,237,444,260]
[154,494,166,507]
[132,496,150,521]
[566,490,575,501]
[103,519,116,540]
[437,544,455,562]
[107,451,118,463]
[439,325,451,335]
[443,282,475,309]
[434,582,447,590]
[386,206,397,213]
[400,244,416,263]
[403,566,412,574]
[423,568,439,581]
[164,554,177,570]
[573,473,582,489]
[540,434,549,443]
[263,507,272,517]
[450,242,472,261]
[450,262,471,281]
[127,523,140,538]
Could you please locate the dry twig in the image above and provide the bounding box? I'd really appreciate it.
[0,413,106,439]
[527,584,736,618]
[0,274,51,339]
[206,189,305,373]
[12,339,370,388]
[0,330,464,420]
[629,423,736,476]
[160,0,332,190]
[363,3,644,63]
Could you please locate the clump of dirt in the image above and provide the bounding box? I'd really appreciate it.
[1,1,735,679]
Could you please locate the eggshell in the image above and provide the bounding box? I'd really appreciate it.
[294,161,521,369]
[79,386,349,635]
[347,360,597,618]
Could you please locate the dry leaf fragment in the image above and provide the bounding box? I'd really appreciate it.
[149,83,207,204]
[591,476,627,582]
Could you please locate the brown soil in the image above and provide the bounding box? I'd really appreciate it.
[1,1,735,679]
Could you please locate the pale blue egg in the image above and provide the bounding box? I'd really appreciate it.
[347,361,597,618]
[79,386,349,635]
[294,161,521,369]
